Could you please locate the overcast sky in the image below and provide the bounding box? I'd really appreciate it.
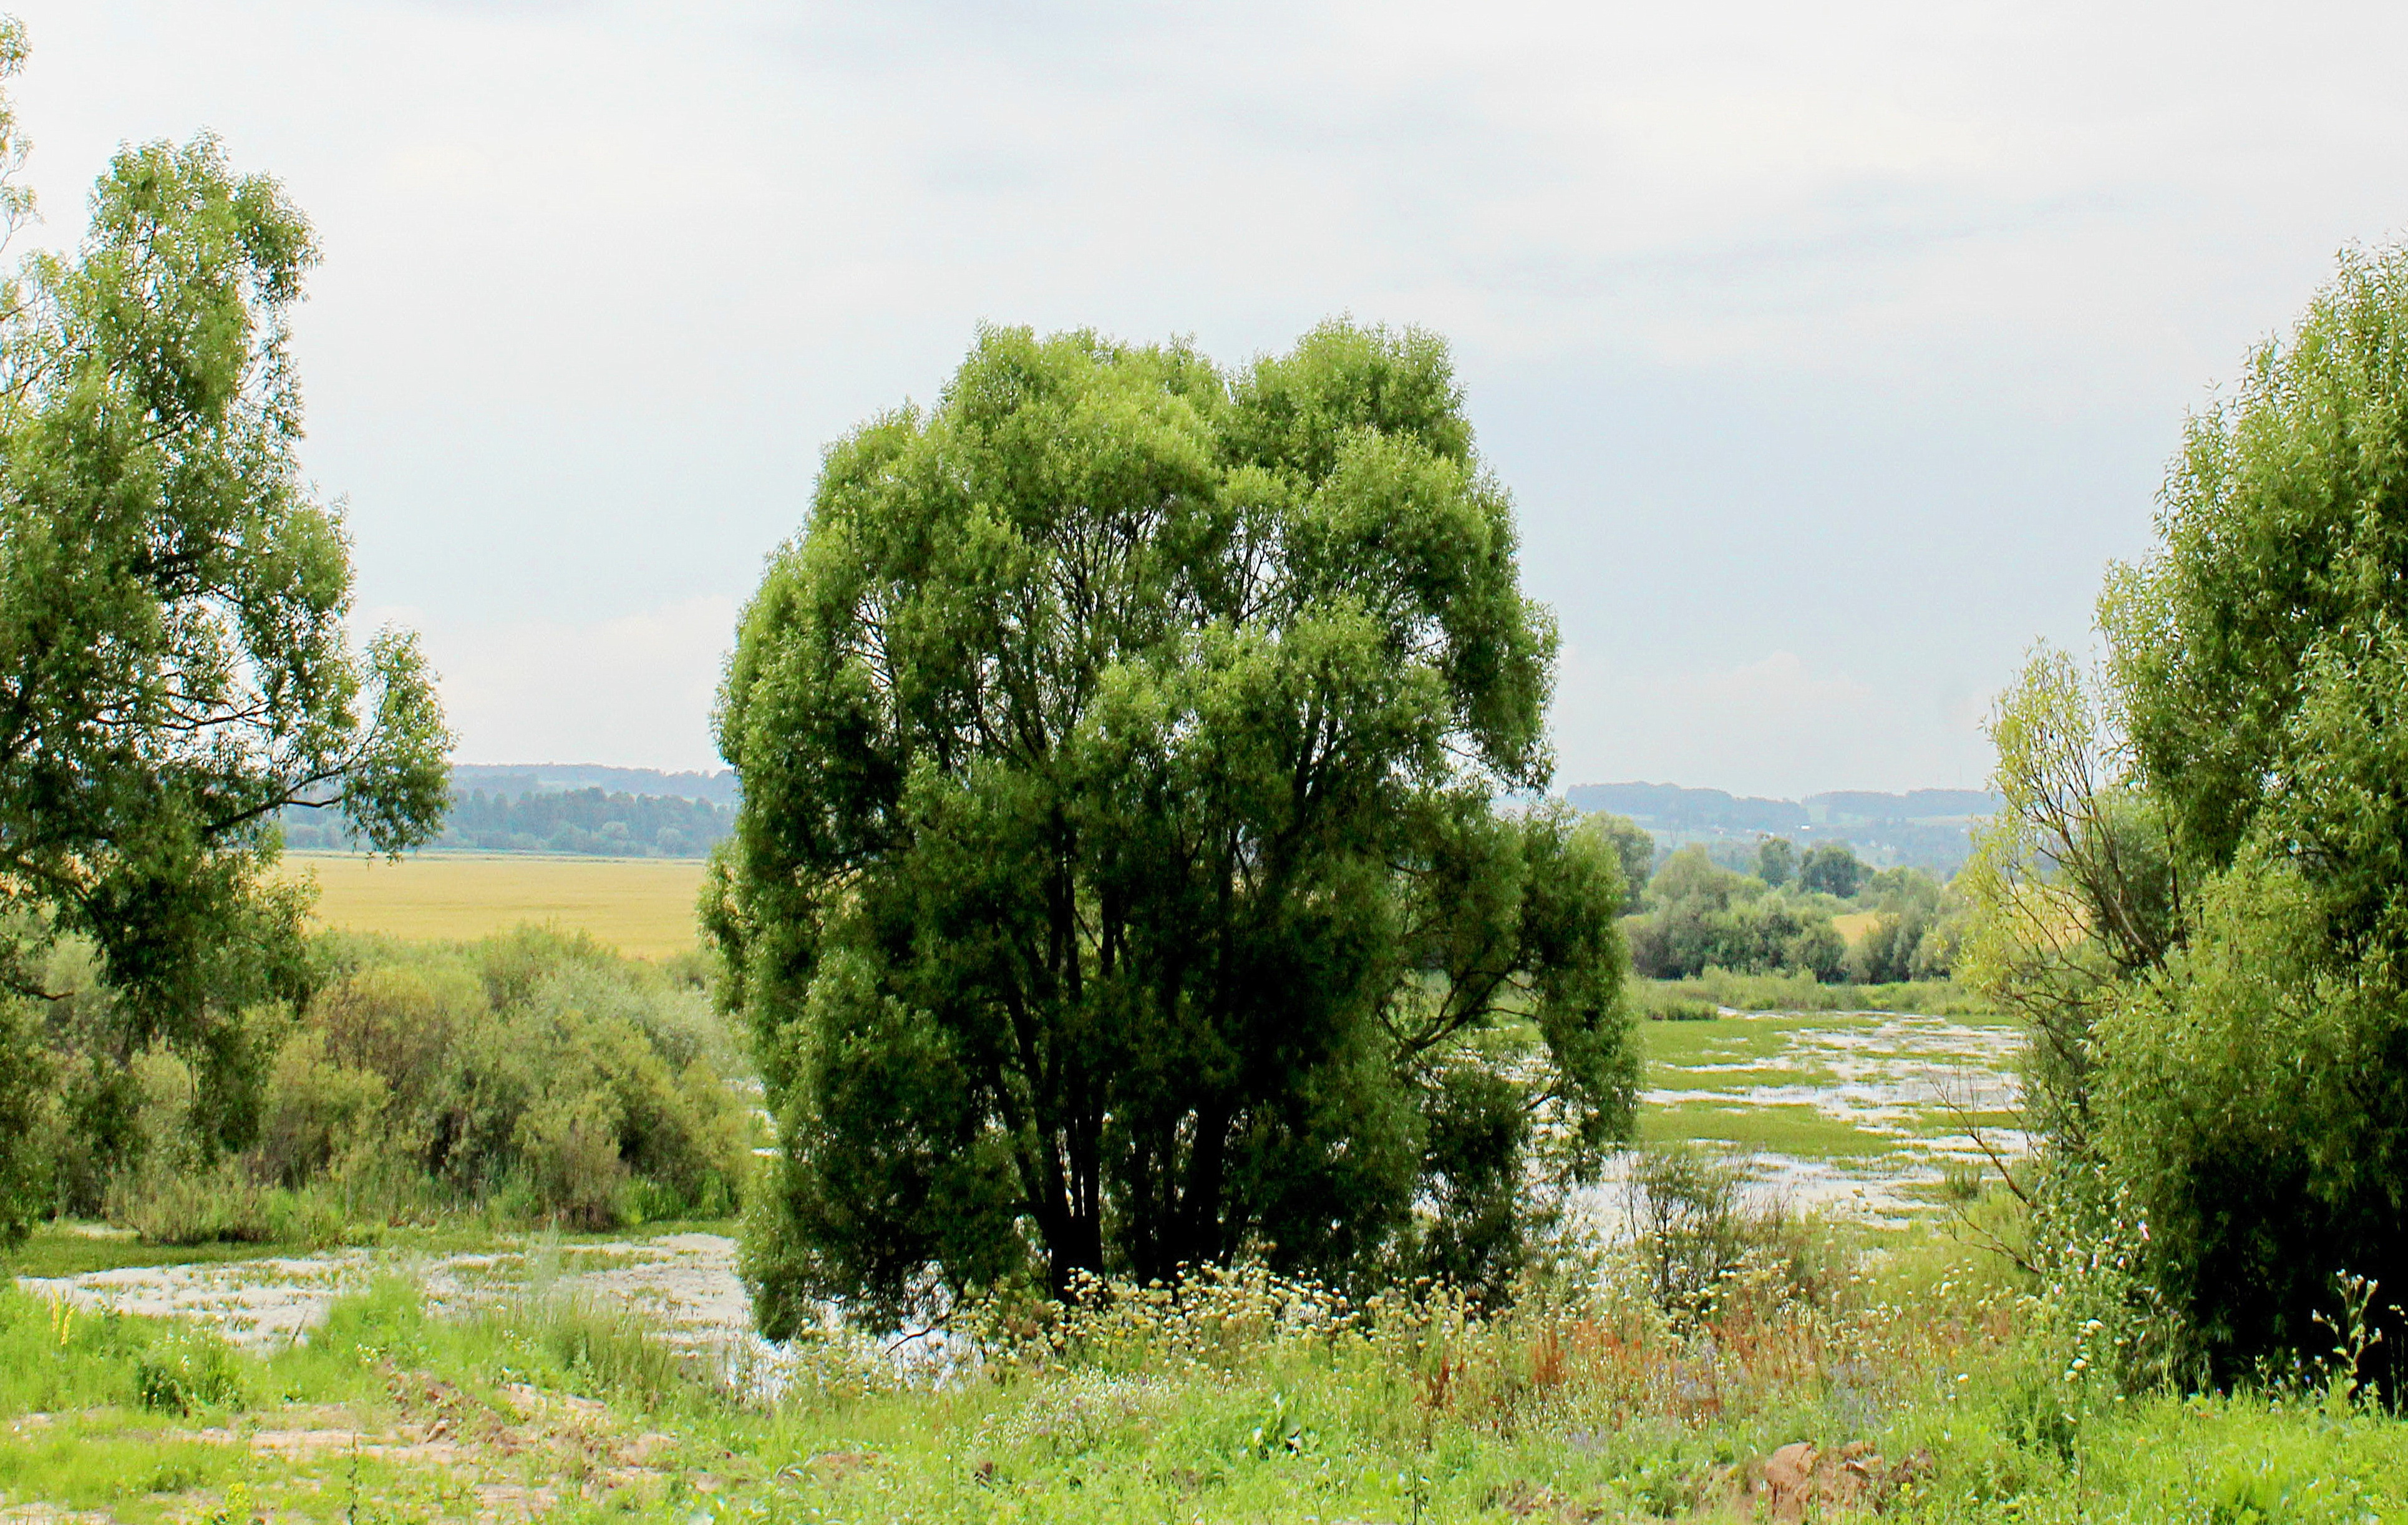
[12,1,2406,794]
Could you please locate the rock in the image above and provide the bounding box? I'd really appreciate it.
[1749,1440,1931,1519]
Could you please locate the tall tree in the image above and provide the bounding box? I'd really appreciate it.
[1797,841,1866,898]
[0,24,448,1212]
[1754,836,1796,889]
[1970,245,2408,1384]
[710,323,1635,1332]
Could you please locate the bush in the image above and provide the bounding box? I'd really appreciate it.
[1626,1145,1747,1317]
[2091,858,2403,1385]
[107,1159,276,1246]
[259,1030,389,1188]
[18,925,756,1240]
[513,1092,629,1230]
[1623,1144,1833,1322]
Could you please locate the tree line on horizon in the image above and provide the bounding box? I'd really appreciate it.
[278,787,734,859]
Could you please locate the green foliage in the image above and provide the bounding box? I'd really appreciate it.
[1755,835,1797,888]
[1577,811,1655,913]
[303,928,755,1229]
[1645,968,1982,1015]
[1850,866,1963,984]
[712,322,1633,1331]
[1624,845,1848,982]
[0,33,449,1235]
[15,927,752,1239]
[1624,1144,1747,1316]
[1798,840,1869,897]
[1972,243,2408,1386]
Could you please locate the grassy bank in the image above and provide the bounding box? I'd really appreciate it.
[6,1212,2406,1523]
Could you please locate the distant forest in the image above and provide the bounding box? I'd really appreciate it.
[278,767,1991,867]
[280,772,736,859]
[1561,782,2000,875]
[447,762,740,806]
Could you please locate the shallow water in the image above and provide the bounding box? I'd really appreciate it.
[20,1008,2022,1346]
[18,1232,757,1354]
[1616,1005,2027,1227]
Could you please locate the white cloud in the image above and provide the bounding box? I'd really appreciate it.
[365,597,740,771]
[17,0,2406,786]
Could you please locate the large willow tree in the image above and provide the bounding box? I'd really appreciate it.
[711,323,1634,1333]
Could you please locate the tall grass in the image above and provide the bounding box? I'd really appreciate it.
[1644,968,1988,1015]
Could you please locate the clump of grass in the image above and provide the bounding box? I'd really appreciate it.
[134,1327,248,1415]
[1631,982,1718,1021]
[497,1294,688,1404]
[0,1282,247,1417]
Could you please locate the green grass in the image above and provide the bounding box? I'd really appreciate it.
[1641,970,2001,1017]
[1641,1098,1901,1158]
[7,1238,2408,1523]
[4,1229,324,1280]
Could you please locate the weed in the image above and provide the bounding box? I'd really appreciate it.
[490,1292,687,1405]
[135,1327,248,1415]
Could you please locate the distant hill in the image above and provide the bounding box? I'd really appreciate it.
[1562,782,2001,875]
[447,763,739,806]
[281,763,740,859]
[280,765,1998,872]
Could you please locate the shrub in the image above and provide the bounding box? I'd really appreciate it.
[107,1159,276,1245]
[513,1091,629,1230]
[21,924,755,1240]
[259,1030,390,1188]
[1622,1144,1833,1322]
[1625,1145,1748,1317]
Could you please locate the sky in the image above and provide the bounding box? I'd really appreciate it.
[11,1,2408,796]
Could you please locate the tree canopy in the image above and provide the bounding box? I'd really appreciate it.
[1971,244,2408,1385]
[0,27,447,1228]
[709,323,1635,1332]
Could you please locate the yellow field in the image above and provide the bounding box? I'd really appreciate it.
[1831,910,1880,945]
[277,852,707,958]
